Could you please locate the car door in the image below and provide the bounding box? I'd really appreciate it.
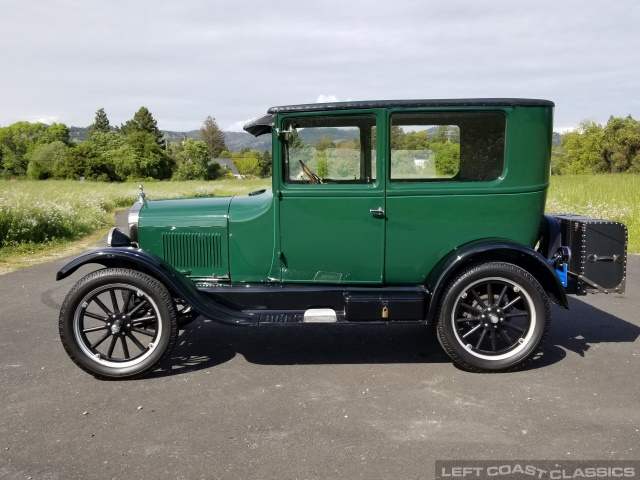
[276,111,385,284]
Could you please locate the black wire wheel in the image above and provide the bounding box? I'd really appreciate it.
[59,268,178,379]
[436,262,550,373]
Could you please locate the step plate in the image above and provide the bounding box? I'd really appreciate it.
[303,308,338,323]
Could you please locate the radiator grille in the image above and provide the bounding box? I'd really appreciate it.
[162,232,222,269]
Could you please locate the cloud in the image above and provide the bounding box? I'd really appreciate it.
[0,1,639,131]
[34,116,60,125]
[317,95,340,103]
[225,119,255,132]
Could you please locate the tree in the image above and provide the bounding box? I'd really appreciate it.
[199,116,227,158]
[86,108,110,139]
[120,107,166,149]
[53,143,93,179]
[172,161,208,181]
[234,157,260,176]
[114,131,172,180]
[258,149,272,178]
[176,138,210,165]
[602,115,640,173]
[26,141,69,179]
[171,138,222,180]
[0,121,69,177]
[314,137,333,178]
[559,120,605,174]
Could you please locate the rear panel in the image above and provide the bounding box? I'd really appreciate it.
[555,214,627,294]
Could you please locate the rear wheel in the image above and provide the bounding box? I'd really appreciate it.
[59,268,178,379]
[436,262,550,372]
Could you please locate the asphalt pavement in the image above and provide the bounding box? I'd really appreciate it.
[1,219,639,479]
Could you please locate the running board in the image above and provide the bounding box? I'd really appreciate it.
[256,309,340,324]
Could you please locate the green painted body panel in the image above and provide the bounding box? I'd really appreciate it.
[279,192,384,283]
[384,191,547,283]
[139,197,231,278]
[228,189,278,282]
[135,101,554,287]
[380,106,553,282]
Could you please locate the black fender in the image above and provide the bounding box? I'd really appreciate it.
[56,247,258,326]
[537,214,562,260]
[425,239,569,324]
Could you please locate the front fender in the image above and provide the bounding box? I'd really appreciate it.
[425,240,569,324]
[56,248,257,326]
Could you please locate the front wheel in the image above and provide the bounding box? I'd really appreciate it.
[59,268,178,379]
[436,262,550,372]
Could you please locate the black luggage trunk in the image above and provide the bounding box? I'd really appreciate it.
[553,214,627,295]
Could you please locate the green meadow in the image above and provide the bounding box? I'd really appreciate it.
[546,175,639,253]
[0,179,269,249]
[0,175,637,261]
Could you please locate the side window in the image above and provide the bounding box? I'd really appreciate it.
[282,115,376,184]
[390,112,506,182]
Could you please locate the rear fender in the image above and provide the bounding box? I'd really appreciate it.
[56,247,257,325]
[425,240,569,324]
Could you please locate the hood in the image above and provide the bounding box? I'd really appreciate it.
[139,196,232,229]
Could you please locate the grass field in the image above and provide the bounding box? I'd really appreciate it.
[546,175,639,253]
[0,179,270,272]
[0,175,638,263]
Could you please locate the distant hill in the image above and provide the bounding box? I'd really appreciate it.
[68,125,565,152]
[69,126,272,153]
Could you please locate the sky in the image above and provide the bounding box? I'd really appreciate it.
[1,0,639,133]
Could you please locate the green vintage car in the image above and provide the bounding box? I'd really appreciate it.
[57,99,628,379]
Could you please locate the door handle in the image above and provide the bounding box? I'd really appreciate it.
[370,207,385,216]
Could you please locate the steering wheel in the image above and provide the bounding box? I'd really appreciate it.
[298,160,322,184]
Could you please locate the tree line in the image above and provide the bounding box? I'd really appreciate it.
[552,115,640,174]
[3,109,638,181]
[0,107,272,181]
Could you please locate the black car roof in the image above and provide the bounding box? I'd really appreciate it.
[267,98,554,114]
[243,98,554,136]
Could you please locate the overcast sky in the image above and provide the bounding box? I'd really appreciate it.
[1,1,638,133]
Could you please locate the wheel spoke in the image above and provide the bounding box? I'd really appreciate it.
[462,322,483,339]
[83,311,108,322]
[475,328,488,350]
[131,315,157,325]
[109,289,119,313]
[460,302,481,313]
[456,315,479,323]
[126,332,146,352]
[106,335,118,357]
[83,325,108,334]
[490,330,497,352]
[128,299,148,317]
[93,297,113,316]
[503,322,525,334]
[503,296,522,310]
[504,312,527,319]
[486,283,493,306]
[498,327,512,344]
[131,327,154,337]
[471,289,487,308]
[122,290,133,311]
[90,331,111,349]
[496,285,508,306]
[120,336,130,359]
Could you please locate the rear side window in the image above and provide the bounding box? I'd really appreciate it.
[390,112,506,182]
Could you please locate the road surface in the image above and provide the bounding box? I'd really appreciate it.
[1,220,638,479]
